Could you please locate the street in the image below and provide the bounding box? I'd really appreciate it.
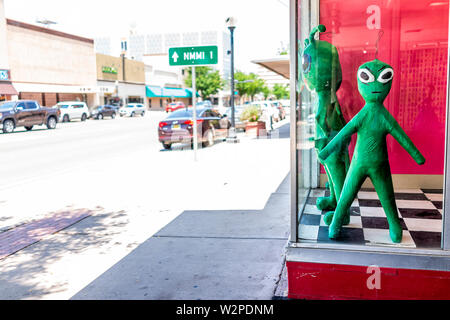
[0,111,290,299]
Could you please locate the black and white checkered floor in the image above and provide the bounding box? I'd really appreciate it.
[298,188,443,249]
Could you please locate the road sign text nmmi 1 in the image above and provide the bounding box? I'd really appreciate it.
[169,46,218,66]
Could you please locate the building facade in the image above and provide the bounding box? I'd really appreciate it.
[96,30,231,108]
[96,53,146,107]
[4,17,98,107]
[128,30,231,83]
[0,0,17,102]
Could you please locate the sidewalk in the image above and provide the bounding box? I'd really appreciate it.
[72,174,290,300]
[0,120,291,300]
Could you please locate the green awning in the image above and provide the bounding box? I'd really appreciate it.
[146,86,199,98]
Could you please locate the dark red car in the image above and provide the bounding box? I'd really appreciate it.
[165,101,185,113]
[158,108,230,150]
[0,100,60,133]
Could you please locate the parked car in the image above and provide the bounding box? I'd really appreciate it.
[272,101,286,120]
[90,105,117,120]
[54,101,89,122]
[0,100,59,133]
[158,108,230,150]
[196,100,212,108]
[223,105,246,131]
[119,103,146,117]
[279,99,291,115]
[166,101,186,113]
[251,101,279,124]
[268,101,282,122]
[109,105,121,112]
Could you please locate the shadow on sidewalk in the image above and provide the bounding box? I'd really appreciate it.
[71,173,291,300]
[0,206,132,299]
[255,122,290,140]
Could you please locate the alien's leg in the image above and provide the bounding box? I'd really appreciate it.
[369,165,403,243]
[316,163,337,211]
[322,151,350,225]
[328,164,366,239]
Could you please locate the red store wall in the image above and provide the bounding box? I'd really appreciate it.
[317,0,449,175]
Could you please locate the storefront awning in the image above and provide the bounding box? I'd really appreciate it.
[0,83,18,95]
[146,86,199,98]
[252,56,290,79]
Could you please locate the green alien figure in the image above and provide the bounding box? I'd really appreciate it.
[319,59,426,243]
[301,25,351,218]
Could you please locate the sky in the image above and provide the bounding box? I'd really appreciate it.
[4,0,290,72]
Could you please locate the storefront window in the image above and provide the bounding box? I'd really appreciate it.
[294,0,449,251]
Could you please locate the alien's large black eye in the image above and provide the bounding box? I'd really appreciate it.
[382,72,392,79]
[377,68,394,84]
[358,68,375,83]
[360,72,370,81]
[302,54,311,74]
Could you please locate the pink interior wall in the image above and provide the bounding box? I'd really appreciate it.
[318,0,448,175]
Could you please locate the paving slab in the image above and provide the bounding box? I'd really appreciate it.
[72,236,287,300]
[154,193,290,239]
[71,174,291,300]
[0,209,93,260]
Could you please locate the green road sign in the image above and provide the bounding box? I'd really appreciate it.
[169,46,218,66]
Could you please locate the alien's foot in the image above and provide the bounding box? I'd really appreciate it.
[328,222,341,239]
[316,196,336,211]
[389,222,403,243]
[323,211,350,226]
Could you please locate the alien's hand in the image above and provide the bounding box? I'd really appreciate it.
[316,124,329,140]
[318,149,329,161]
[416,154,426,165]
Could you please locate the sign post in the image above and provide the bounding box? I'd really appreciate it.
[169,45,218,161]
[192,66,197,160]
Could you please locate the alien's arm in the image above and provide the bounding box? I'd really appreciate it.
[388,116,425,165]
[315,97,329,140]
[334,100,343,117]
[319,115,359,161]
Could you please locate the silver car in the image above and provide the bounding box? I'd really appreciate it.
[223,105,246,131]
[119,103,146,117]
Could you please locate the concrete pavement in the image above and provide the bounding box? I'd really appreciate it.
[72,174,290,300]
[0,112,291,299]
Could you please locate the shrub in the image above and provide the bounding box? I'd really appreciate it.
[240,105,262,122]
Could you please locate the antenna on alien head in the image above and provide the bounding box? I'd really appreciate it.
[374,29,384,60]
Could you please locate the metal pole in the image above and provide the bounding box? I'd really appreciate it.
[192,66,198,161]
[289,0,298,243]
[227,26,239,143]
[230,26,235,133]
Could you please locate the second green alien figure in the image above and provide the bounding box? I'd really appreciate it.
[319,59,426,243]
[301,25,351,221]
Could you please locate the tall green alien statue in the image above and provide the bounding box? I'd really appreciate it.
[319,59,426,243]
[301,25,350,218]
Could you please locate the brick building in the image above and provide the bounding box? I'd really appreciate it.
[0,0,98,107]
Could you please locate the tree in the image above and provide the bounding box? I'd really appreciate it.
[245,73,266,101]
[231,71,267,102]
[234,71,249,98]
[261,85,271,100]
[272,83,290,100]
[184,67,224,100]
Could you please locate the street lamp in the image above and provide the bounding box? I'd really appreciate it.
[226,17,239,143]
[36,18,57,28]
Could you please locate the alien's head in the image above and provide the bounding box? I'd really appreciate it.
[301,25,342,93]
[357,59,394,103]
